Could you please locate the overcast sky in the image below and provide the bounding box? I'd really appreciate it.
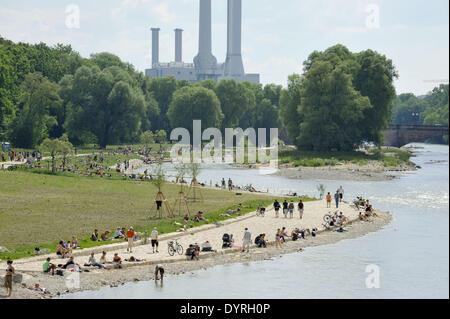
[0,0,448,95]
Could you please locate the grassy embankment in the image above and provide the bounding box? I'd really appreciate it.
[0,169,308,260]
[278,147,413,168]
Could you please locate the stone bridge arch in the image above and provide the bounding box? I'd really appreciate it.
[383,124,449,147]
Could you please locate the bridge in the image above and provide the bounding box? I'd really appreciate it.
[383,124,449,147]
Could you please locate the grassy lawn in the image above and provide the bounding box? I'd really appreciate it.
[278,147,413,168]
[0,170,306,260]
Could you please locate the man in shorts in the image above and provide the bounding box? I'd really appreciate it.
[242,228,251,253]
[282,200,289,218]
[273,200,281,218]
[126,227,135,253]
[298,200,304,219]
[151,227,159,253]
[155,264,165,282]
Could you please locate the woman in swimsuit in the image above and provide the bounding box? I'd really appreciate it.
[4,260,14,297]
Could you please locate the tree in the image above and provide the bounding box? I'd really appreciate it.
[155,130,167,145]
[167,86,223,134]
[391,94,427,125]
[0,48,15,139]
[297,62,371,151]
[64,66,146,148]
[147,76,179,131]
[140,130,155,150]
[151,161,166,193]
[9,73,62,148]
[353,50,398,145]
[215,79,255,129]
[40,137,62,173]
[279,74,302,143]
[59,134,74,171]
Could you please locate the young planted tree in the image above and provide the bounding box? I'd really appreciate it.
[59,134,74,171]
[140,130,154,154]
[40,138,62,173]
[150,161,172,219]
[173,163,190,216]
[317,184,326,200]
[187,163,203,201]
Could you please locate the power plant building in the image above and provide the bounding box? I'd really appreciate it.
[146,0,259,84]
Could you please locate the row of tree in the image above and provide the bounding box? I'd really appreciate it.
[0,37,283,149]
[4,37,445,151]
[391,84,449,126]
[279,45,398,151]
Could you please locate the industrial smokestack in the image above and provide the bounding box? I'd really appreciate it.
[194,0,217,71]
[224,0,245,77]
[174,29,183,63]
[151,28,160,67]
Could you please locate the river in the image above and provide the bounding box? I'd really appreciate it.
[63,143,449,299]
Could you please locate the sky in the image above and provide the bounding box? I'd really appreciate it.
[0,0,448,95]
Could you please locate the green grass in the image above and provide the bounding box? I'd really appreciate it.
[278,147,413,168]
[0,170,308,260]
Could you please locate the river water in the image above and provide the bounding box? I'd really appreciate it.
[64,143,449,299]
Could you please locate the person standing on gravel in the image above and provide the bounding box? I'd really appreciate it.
[4,260,14,297]
[338,186,344,202]
[151,227,159,253]
[242,228,251,253]
[126,227,135,253]
[298,200,304,219]
[273,200,281,218]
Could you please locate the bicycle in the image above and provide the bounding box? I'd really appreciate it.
[256,204,266,217]
[323,210,339,223]
[168,239,184,256]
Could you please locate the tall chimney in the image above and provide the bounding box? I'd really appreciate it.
[224,0,245,77]
[151,28,160,67]
[174,29,183,63]
[194,0,217,71]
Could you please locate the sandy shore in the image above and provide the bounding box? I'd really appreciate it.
[0,200,391,299]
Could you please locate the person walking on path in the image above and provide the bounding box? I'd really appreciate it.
[288,201,295,219]
[326,193,332,208]
[282,200,289,218]
[126,227,135,253]
[242,228,251,253]
[334,191,340,209]
[298,200,304,219]
[273,200,281,218]
[4,260,14,297]
[151,227,159,253]
[338,186,344,203]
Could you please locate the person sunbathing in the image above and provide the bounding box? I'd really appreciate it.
[113,253,122,266]
[101,231,111,241]
[28,283,45,292]
[124,256,146,262]
[56,241,69,258]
